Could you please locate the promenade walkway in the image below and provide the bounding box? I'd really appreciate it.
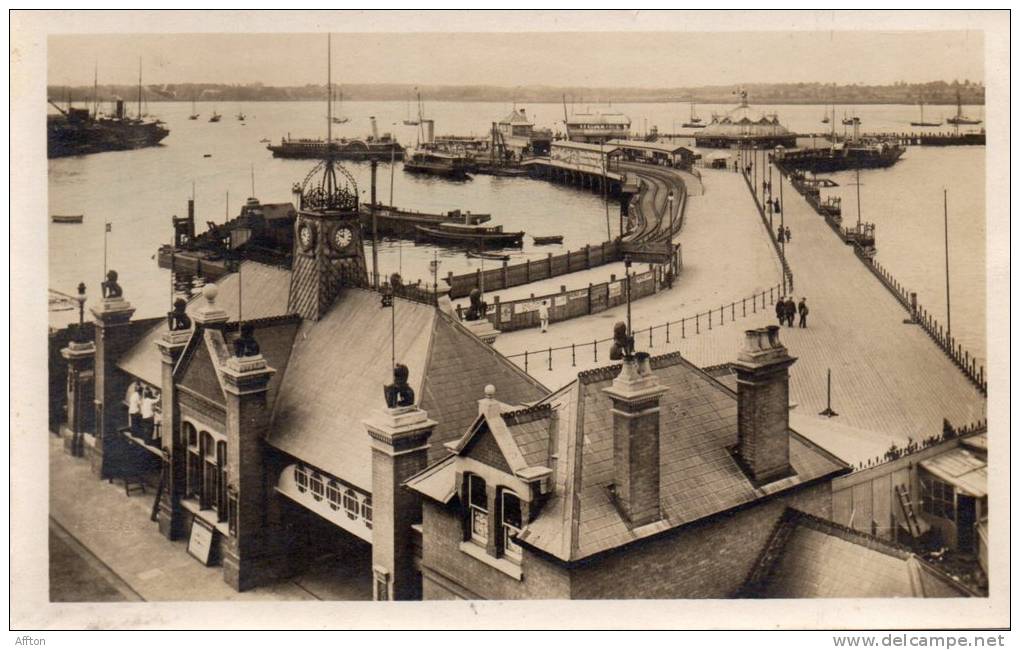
[490,167,782,377]
[494,164,986,459]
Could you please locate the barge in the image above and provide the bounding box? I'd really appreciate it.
[414,222,524,249]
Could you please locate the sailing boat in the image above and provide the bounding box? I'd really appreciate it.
[910,99,941,127]
[330,87,349,124]
[403,90,421,126]
[209,109,221,123]
[188,95,199,120]
[236,105,246,121]
[682,100,704,128]
[821,106,830,124]
[947,90,982,125]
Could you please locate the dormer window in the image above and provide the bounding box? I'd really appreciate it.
[468,474,489,544]
[501,489,523,561]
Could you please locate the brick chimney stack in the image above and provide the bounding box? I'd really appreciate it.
[732,326,796,484]
[602,352,668,528]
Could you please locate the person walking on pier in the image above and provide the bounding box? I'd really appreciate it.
[777,226,785,243]
[776,296,786,326]
[785,226,792,243]
[539,300,550,333]
[784,296,797,328]
[798,297,809,328]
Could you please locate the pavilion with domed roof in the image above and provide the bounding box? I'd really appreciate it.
[694,90,798,149]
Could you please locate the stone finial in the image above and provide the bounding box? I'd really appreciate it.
[233,322,261,358]
[478,384,502,418]
[193,282,228,326]
[609,321,633,360]
[384,363,415,408]
[101,269,123,300]
[167,297,192,332]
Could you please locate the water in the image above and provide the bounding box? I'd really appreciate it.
[48,100,987,361]
[816,146,986,364]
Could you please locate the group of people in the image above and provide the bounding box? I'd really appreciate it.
[127,382,161,447]
[776,296,809,328]
[777,225,792,243]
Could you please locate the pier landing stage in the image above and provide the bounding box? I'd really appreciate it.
[497,165,985,449]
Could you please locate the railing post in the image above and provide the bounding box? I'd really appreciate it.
[548,347,552,371]
[593,339,598,362]
[743,298,746,317]
[666,321,670,343]
[571,343,576,367]
[524,350,528,373]
[682,318,685,339]
[649,326,653,348]
[696,313,700,334]
[731,302,735,321]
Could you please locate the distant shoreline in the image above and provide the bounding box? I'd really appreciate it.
[46,98,986,107]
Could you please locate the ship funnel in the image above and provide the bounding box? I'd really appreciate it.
[370,116,378,140]
[115,99,125,120]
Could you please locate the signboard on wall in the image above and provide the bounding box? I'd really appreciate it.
[608,283,622,298]
[554,295,567,307]
[621,240,673,265]
[500,304,512,323]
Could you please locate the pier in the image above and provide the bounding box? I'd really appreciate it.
[494,163,985,448]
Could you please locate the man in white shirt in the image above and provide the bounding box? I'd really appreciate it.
[140,388,156,443]
[128,383,143,437]
[538,300,550,333]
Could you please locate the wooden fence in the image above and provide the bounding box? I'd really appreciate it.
[444,240,623,299]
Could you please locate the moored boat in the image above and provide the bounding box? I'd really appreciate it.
[403,148,472,179]
[52,214,84,224]
[466,250,510,262]
[415,222,524,248]
[532,235,564,245]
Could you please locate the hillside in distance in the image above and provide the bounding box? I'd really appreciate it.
[48,80,986,106]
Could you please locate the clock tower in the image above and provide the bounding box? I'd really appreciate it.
[287,158,368,321]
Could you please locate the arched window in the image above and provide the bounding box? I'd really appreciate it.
[467,474,488,544]
[309,472,324,502]
[501,489,523,561]
[361,495,373,530]
[343,488,359,520]
[200,432,216,510]
[294,465,309,493]
[326,480,341,511]
[216,441,228,522]
[184,423,200,499]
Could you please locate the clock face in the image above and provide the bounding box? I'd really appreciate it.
[298,224,314,251]
[332,226,354,251]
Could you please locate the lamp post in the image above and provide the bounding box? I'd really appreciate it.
[75,282,87,342]
[666,190,675,241]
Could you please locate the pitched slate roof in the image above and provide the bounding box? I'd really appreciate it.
[267,289,548,491]
[410,350,850,563]
[740,509,974,598]
[116,261,292,386]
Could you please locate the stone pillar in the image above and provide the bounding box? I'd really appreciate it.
[364,405,436,601]
[155,327,192,540]
[732,326,797,484]
[60,339,96,457]
[90,296,136,479]
[220,351,276,592]
[602,353,668,528]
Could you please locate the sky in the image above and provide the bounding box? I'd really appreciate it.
[48,30,985,88]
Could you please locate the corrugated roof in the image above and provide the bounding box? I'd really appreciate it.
[116,261,292,385]
[550,140,620,154]
[607,139,698,155]
[920,447,987,498]
[742,509,973,598]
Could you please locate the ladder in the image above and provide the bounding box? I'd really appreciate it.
[896,484,924,538]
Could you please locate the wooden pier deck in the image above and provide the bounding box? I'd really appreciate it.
[495,164,986,451]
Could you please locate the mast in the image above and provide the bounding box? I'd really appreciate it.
[855,164,862,229]
[327,34,332,144]
[92,62,98,119]
[137,57,142,120]
[944,189,951,337]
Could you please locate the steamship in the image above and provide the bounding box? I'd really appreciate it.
[267,117,404,161]
[47,97,169,159]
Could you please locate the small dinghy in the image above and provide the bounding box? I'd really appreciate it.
[532,235,563,245]
[51,214,83,224]
[466,250,510,262]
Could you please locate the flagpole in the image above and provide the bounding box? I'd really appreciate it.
[103,221,110,285]
[944,188,951,337]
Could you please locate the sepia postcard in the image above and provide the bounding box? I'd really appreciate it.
[9,9,1010,635]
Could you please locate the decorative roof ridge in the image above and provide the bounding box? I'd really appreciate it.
[500,402,553,425]
[223,313,302,332]
[577,350,687,385]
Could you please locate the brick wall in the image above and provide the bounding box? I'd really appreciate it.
[569,482,832,599]
[420,501,571,600]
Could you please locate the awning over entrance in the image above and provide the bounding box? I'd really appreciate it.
[276,463,373,543]
[920,447,988,498]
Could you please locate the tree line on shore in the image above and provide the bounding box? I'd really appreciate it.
[48,80,985,106]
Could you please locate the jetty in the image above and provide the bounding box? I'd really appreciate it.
[492,164,985,447]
